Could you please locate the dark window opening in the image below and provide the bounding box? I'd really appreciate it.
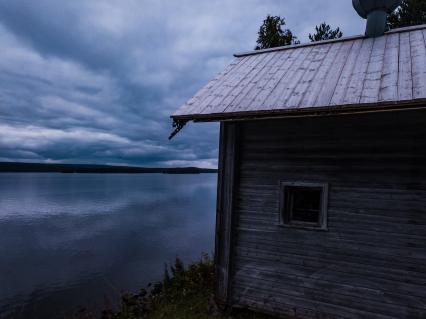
[280,182,328,229]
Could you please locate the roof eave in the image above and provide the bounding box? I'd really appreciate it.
[171,99,426,123]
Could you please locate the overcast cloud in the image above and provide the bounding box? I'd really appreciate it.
[0,0,365,168]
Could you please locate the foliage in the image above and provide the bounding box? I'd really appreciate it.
[309,22,343,42]
[255,15,299,50]
[72,254,276,319]
[95,254,214,319]
[86,254,271,319]
[387,0,426,29]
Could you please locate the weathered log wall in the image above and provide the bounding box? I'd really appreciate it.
[216,110,426,319]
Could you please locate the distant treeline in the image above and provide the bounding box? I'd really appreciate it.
[0,162,217,174]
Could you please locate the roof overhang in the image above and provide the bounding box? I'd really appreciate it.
[170,24,426,138]
[172,99,426,123]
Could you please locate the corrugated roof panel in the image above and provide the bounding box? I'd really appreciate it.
[172,25,426,121]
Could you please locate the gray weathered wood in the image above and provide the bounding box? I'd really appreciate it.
[275,45,321,108]
[410,30,426,99]
[173,26,426,122]
[344,37,374,104]
[328,40,362,106]
[214,122,239,304]
[379,33,400,102]
[360,35,386,103]
[302,42,342,107]
[264,46,314,109]
[398,32,414,101]
[251,48,301,109]
[224,52,280,113]
[199,56,261,115]
[175,57,244,116]
[286,44,331,108]
[213,110,426,318]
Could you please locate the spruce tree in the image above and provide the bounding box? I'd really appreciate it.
[387,0,426,29]
[255,15,299,50]
[309,22,343,42]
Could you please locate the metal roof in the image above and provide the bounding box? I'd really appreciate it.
[172,24,426,122]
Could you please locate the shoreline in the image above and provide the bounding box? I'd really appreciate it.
[0,162,218,174]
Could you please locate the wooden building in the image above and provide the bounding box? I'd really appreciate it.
[171,24,426,319]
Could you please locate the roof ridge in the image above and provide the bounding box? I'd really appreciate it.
[234,23,426,58]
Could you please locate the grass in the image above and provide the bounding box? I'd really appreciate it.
[97,254,276,319]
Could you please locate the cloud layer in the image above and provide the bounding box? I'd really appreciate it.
[0,0,364,168]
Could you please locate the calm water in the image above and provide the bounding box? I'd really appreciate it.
[0,173,217,319]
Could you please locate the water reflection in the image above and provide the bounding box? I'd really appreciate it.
[0,173,217,318]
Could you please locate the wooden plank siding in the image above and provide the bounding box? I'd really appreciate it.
[215,122,239,303]
[173,25,426,122]
[218,110,426,319]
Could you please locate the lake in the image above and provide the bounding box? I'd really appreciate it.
[0,173,217,319]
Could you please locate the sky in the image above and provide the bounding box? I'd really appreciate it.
[0,0,366,168]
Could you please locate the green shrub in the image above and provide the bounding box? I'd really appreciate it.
[82,253,276,319]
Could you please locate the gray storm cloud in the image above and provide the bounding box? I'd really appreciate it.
[0,0,363,168]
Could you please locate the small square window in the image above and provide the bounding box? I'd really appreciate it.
[279,182,328,230]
